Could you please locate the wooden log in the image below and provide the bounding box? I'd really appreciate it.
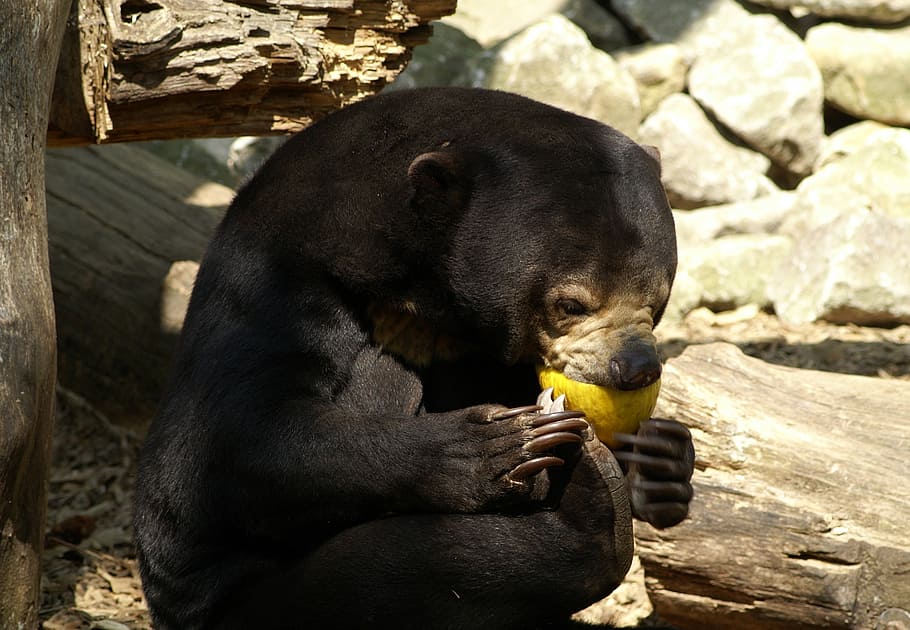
[0,0,71,626]
[48,0,456,145]
[641,342,910,629]
[45,144,229,427]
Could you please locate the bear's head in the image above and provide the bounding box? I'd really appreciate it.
[372,99,675,394]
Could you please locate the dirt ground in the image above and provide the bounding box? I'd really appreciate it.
[39,307,910,629]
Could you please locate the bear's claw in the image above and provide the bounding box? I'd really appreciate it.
[525,410,589,453]
[523,431,584,453]
[529,410,586,428]
[508,456,565,481]
[491,405,542,421]
[612,450,682,477]
[611,432,678,457]
[529,417,589,436]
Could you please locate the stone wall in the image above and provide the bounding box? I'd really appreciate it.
[392,0,910,327]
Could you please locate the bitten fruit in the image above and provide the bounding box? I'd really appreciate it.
[537,367,660,448]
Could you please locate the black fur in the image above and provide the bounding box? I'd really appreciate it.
[134,87,692,629]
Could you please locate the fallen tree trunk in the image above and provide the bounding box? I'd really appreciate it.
[643,342,910,630]
[48,0,457,145]
[45,144,228,427]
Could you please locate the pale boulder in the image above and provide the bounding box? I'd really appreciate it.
[484,15,641,137]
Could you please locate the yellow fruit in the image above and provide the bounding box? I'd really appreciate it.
[536,367,660,448]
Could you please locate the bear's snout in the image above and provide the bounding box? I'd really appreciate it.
[607,339,662,391]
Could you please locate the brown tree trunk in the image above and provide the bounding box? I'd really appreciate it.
[642,342,910,629]
[48,0,457,145]
[0,0,72,626]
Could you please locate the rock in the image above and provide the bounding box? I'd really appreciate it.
[672,192,798,247]
[785,137,910,237]
[688,14,824,175]
[161,261,199,335]
[183,181,235,209]
[387,23,487,90]
[747,0,910,24]
[807,23,910,127]
[560,0,632,52]
[441,0,629,50]
[814,121,910,171]
[638,94,777,209]
[441,0,568,48]
[675,303,763,328]
[770,210,910,326]
[878,609,910,630]
[669,234,793,318]
[711,303,762,326]
[484,15,641,137]
[402,3,629,92]
[573,556,653,627]
[611,0,824,174]
[616,44,687,118]
[610,0,753,58]
[815,120,889,170]
[227,136,285,183]
[663,268,701,323]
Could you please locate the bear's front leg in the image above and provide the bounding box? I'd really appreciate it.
[215,436,633,630]
[400,403,593,514]
[330,346,594,517]
[613,418,695,528]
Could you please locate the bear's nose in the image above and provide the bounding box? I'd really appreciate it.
[608,345,661,391]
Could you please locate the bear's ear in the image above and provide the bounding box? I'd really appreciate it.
[407,150,464,198]
[642,144,662,174]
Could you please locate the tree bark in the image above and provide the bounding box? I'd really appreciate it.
[45,144,229,428]
[48,0,457,145]
[642,342,910,630]
[0,1,72,627]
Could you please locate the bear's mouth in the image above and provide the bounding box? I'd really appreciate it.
[539,333,662,393]
[534,367,661,447]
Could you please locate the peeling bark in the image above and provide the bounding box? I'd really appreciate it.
[48,0,456,145]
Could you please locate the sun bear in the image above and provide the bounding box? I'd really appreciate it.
[134,87,694,629]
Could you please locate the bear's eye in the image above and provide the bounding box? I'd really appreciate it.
[555,298,588,318]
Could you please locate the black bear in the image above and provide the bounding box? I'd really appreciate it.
[134,87,694,629]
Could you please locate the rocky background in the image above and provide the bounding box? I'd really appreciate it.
[406,0,910,326]
[400,0,910,329]
[145,0,910,330]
